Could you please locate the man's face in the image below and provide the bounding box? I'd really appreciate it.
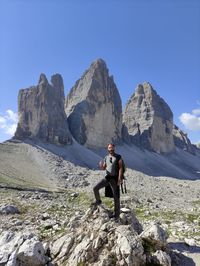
[108,144,115,155]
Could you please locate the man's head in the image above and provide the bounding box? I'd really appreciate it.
[107,143,115,155]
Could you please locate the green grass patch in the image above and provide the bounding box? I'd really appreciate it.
[185,213,199,223]
[0,174,45,190]
[192,200,200,205]
[67,192,92,208]
[135,207,147,219]
[102,197,114,209]
[0,175,24,186]
[77,262,86,266]
[135,208,184,226]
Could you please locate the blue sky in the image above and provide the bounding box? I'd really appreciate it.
[0,0,200,143]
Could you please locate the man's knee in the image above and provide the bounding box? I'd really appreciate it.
[93,185,98,193]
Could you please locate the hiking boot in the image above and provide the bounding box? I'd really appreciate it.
[109,213,115,219]
[110,216,120,223]
[109,213,120,222]
[114,215,120,222]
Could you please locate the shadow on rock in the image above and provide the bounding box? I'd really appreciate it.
[168,242,199,266]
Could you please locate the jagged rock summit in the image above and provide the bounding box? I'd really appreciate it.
[13,59,196,155]
[173,125,196,155]
[123,82,175,153]
[15,74,72,145]
[65,59,122,148]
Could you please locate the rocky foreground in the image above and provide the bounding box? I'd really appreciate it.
[0,138,200,265]
[0,197,175,266]
[1,177,200,266]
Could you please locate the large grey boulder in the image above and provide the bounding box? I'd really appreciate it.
[15,74,72,145]
[17,238,48,266]
[173,125,196,154]
[140,221,168,248]
[0,205,20,215]
[123,82,175,153]
[65,59,122,148]
[152,250,171,266]
[0,231,49,266]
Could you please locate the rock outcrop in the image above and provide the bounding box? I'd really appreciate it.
[15,74,72,145]
[50,205,172,266]
[65,59,122,148]
[0,205,174,266]
[123,82,175,153]
[173,125,196,154]
[0,231,49,266]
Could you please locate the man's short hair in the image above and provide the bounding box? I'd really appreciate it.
[107,143,115,147]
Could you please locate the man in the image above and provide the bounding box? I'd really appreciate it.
[93,143,123,220]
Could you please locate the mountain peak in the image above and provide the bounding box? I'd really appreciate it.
[65,59,122,148]
[123,83,175,153]
[38,73,48,85]
[91,58,107,67]
[15,73,72,145]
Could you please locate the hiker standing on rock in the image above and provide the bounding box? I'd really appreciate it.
[93,143,123,220]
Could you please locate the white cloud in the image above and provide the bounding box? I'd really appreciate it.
[192,108,200,115]
[0,110,18,137]
[179,108,200,131]
[0,117,6,124]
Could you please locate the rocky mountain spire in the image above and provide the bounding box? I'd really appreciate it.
[65,58,122,148]
[173,125,196,154]
[123,82,175,153]
[15,73,72,145]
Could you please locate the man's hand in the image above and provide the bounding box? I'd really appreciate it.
[118,178,123,186]
[99,160,106,170]
[118,159,123,186]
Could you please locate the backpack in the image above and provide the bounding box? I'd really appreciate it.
[115,154,126,177]
[115,154,127,194]
[122,159,126,176]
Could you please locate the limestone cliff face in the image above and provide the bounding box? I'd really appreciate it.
[123,82,175,153]
[15,74,72,145]
[173,125,196,154]
[13,61,195,155]
[65,59,122,148]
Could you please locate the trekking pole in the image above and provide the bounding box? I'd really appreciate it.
[124,179,127,193]
[121,183,124,194]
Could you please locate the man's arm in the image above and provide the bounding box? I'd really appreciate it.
[102,161,106,170]
[118,159,123,186]
[99,159,106,170]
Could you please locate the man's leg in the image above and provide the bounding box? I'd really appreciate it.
[93,178,108,203]
[109,178,120,218]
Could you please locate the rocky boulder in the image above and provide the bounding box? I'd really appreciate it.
[173,125,196,154]
[140,221,168,249]
[65,59,122,148]
[15,74,72,145]
[0,205,20,215]
[123,82,175,153]
[0,231,49,266]
[152,250,172,266]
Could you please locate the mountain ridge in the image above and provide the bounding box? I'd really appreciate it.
[0,58,199,188]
